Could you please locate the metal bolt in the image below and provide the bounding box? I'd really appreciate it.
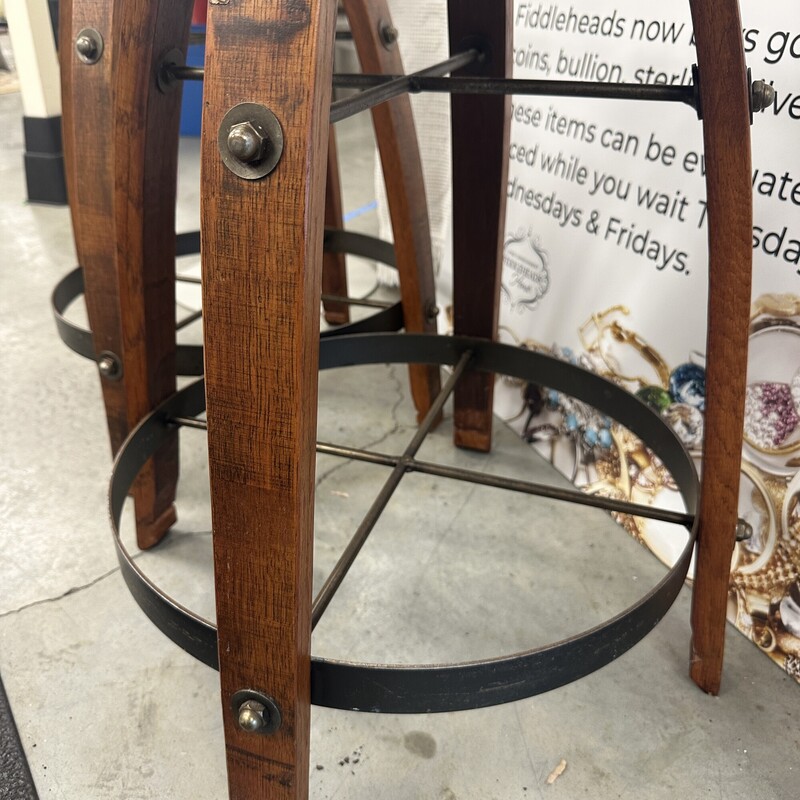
[380,22,398,48]
[76,35,96,59]
[97,351,121,380]
[750,80,775,113]
[157,49,185,94]
[425,302,440,322]
[227,121,268,164]
[219,103,284,180]
[231,689,282,734]
[237,700,266,733]
[735,519,753,543]
[75,29,103,64]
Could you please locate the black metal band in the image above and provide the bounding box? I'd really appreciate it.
[109,333,698,713]
[51,229,404,375]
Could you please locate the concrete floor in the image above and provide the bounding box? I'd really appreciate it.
[1,63,798,799]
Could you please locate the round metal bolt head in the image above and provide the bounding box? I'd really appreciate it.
[751,80,775,113]
[75,29,103,64]
[218,103,283,180]
[237,700,266,733]
[227,121,268,164]
[380,22,398,47]
[76,35,96,58]
[97,352,121,380]
[736,519,754,543]
[231,689,282,734]
[156,49,185,94]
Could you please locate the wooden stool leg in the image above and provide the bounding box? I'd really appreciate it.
[201,1,335,796]
[688,0,752,694]
[448,1,511,451]
[61,0,192,549]
[322,127,350,326]
[344,0,442,422]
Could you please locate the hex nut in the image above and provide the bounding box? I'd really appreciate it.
[751,80,776,113]
[218,103,284,180]
[380,22,398,48]
[227,121,269,164]
[97,351,122,381]
[76,36,96,59]
[231,690,282,735]
[75,29,104,64]
[237,700,266,732]
[736,519,754,542]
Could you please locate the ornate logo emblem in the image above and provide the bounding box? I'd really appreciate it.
[501,229,550,313]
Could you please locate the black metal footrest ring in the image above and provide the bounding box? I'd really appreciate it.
[51,228,404,376]
[110,333,698,714]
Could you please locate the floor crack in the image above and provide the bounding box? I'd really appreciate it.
[0,566,122,620]
[316,365,409,490]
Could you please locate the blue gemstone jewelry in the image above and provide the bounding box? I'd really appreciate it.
[669,363,706,411]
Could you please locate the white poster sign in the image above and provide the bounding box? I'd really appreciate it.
[497,1,799,681]
[378,1,798,681]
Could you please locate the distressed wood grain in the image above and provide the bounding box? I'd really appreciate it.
[201,0,335,796]
[344,0,442,421]
[61,0,192,548]
[688,0,753,694]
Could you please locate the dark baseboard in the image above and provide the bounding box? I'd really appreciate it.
[24,152,67,205]
[48,0,60,44]
[22,116,67,205]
